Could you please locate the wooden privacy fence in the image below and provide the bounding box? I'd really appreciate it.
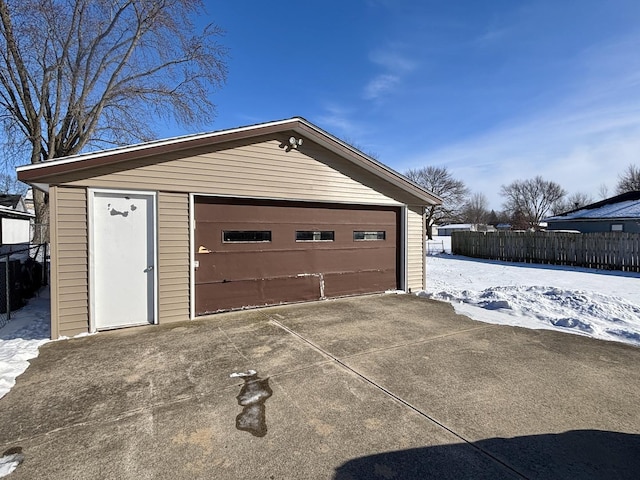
[451,231,640,272]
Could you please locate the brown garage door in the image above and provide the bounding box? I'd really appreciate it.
[194,197,400,315]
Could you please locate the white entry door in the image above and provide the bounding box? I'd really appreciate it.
[91,190,156,330]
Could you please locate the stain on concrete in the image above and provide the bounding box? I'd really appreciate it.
[309,418,335,437]
[250,345,273,357]
[231,370,273,437]
[364,418,384,430]
[171,428,214,455]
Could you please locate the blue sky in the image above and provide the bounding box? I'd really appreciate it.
[176,0,640,210]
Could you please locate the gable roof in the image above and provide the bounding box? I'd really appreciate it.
[546,191,640,221]
[16,117,441,205]
[0,193,34,219]
[0,193,22,209]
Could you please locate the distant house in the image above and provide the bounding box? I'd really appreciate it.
[437,224,476,236]
[545,191,640,233]
[23,188,35,214]
[477,224,497,233]
[0,193,34,254]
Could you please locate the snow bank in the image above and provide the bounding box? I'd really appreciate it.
[0,289,51,400]
[422,254,640,347]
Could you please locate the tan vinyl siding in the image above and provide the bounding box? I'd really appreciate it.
[407,206,425,291]
[51,186,89,338]
[157,192,190,322]
[42,135,406,206]
[41,135,436,337]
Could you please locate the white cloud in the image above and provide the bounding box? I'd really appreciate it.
[406,104,640,209]
[401,33,640,209]
[363,74,400,100]
[369,50,417,73]
[362,46,417,100]
[316,104,367,140]
[474,23,514,47]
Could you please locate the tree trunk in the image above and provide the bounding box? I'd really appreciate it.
[32,189,49,244]
[426,206,435,240]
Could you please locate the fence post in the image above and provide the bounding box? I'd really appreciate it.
[44,243,49,286]
[5,255,10,321]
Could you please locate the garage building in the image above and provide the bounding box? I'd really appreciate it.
[17,117,440,339]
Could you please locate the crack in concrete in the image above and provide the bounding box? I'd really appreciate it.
[217,326,250,361]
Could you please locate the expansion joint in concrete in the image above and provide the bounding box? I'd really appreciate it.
[268,316,529,480]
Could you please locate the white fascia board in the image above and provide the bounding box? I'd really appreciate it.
[15,118,300,173]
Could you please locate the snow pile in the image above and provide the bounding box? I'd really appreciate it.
[422,254,640,347]
[0,448,24,477]
[0,289,51,399]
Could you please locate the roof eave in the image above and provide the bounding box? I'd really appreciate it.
[547,217,640,222]
[0,208,35,219]
[291,119,441,205]
[16,119,299,181]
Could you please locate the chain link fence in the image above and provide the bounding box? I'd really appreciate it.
[0,243,49,329]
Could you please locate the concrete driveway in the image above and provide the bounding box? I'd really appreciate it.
[1,294,639,479]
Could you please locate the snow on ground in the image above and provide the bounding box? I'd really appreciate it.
[423,237,640,347]
[0,287,51,400]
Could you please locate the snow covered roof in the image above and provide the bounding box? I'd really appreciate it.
[438,224,474,230]
[546,191,640,221]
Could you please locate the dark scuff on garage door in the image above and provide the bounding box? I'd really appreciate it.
[194,197,400,315]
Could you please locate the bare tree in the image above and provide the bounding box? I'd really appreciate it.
[616,164,640,194]
[598,183,609,200]
[0,0,227,241]
[405,166,469,239]
[510,209,530,230]
[340,136,380,161]
[461,192,489,227]
[0,172,26,194]
[500,176,566,229]
[551,192,594,215]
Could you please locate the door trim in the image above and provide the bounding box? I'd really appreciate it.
[189,193,196,319]
[88,188,159,332]
[400,205,408,292]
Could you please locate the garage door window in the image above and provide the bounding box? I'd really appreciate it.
[296,230,335,242]
[223,231,272,242]
[354,231,386,241]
